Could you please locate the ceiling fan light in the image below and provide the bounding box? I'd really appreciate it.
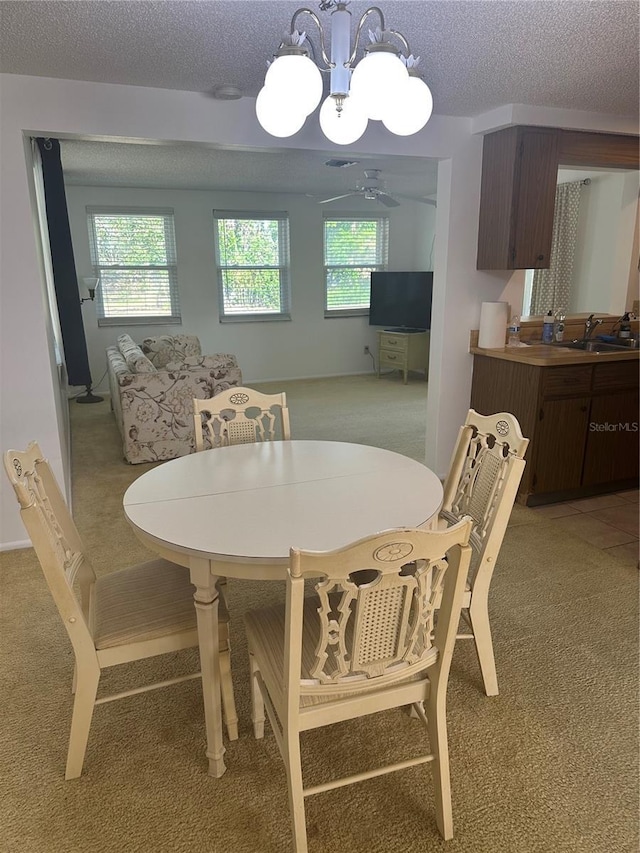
[350,51,408,120]
[319,95,368,146]
[264,55,323,116]
[382,75,434,136]
[256,86,307,138]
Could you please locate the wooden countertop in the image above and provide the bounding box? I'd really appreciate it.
[470,343,640,367]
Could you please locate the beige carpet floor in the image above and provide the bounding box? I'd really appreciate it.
[1,374,638,853]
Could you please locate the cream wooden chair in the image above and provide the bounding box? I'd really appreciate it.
[438,409,529,696]
[3,441,238,779]
[193,387,291,451]
[245,519,473,852]
[192,386,290,728]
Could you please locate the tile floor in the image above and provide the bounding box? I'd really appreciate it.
[532,488,639,565]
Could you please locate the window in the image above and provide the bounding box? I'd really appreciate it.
[87,207,180,326]
[213,211,291,321]
[323,216,389,316]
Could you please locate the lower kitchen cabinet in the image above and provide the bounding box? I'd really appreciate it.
[583,390,640,486]
[534,397,591,493]
[470,354,639,505]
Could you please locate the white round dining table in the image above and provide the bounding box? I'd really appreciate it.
[123,440,443,777]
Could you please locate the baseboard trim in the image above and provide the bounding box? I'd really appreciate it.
[247,370,377,383]
[0,539,32,552]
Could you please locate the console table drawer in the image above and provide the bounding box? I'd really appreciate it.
[379,333,408,352]
[379,348,407,368]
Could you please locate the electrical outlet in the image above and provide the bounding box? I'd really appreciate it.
[363,345,370,355]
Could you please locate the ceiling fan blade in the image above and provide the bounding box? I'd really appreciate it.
[393,192,437,207]
[318,192,358,204]
[376,192,401,208]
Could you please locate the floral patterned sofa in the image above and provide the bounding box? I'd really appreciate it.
[106,333,242,463]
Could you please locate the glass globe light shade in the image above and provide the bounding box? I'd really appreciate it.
[382,75,434,136]
[255,86,307,138]
[349,51,409,120]
[318,95,368,146]
[264,55,323,117]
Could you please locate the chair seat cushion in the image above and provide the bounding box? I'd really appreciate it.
[245,597,433,710]
[93,559,228,649]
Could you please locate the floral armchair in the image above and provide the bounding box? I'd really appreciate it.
[106,334,242,463]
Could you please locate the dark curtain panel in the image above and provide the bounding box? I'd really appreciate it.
[36,137,92,388]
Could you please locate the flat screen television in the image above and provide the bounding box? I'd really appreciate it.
[369,271,433,331]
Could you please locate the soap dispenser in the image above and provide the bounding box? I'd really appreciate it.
[542,311,554,344]
[618,313,631,339]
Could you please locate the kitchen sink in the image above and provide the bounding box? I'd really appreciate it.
[556,339,635,353]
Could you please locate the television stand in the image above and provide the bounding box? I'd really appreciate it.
[377,330,430,385]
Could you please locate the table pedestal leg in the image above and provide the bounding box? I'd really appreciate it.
[189,557,226,778]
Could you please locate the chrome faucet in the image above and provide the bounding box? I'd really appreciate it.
[583,314,604,340]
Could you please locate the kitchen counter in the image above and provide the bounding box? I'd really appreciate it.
[470,343,640,367]
[470,345,639,506]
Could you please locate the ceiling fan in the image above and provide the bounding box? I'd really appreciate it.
[316,170,436,208]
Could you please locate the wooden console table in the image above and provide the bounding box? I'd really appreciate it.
[377,330,430,384]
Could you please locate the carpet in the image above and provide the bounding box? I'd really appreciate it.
[0,374,637,852]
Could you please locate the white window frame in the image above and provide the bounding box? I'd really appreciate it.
[213,210,291,323]
[86,206,180,327]
[323,215,390,317]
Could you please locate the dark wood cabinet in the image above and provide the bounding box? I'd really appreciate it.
[476,126,639,271]
[558,131,640,169]
[586,361,640,488]
[533,397,590,493]
[582,389,639,486]
[470,354,639,505]
[476,126,559,270]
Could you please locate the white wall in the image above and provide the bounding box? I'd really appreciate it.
[66,184,435,386]
[0,124,71,549]
[1,72,633,548]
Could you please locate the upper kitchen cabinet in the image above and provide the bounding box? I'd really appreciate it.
[476,126,559,270]
[476,126,639,270]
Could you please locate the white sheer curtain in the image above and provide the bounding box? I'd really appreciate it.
[530,180,582,315]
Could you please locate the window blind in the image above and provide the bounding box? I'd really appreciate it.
[213,211,291,321]
[87,207,180,326]
[323,216,389,315]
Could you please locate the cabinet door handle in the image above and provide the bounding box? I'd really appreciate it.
[388,339,397,345]
[580,405,588,412]
[387,354,397,360]
[537,254,544,261]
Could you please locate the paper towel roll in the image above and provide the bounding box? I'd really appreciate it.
[478,301,509,349]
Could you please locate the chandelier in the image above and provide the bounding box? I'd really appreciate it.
[256,1,433,145]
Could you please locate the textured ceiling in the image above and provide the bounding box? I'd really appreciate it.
[1,0,639,119]
[4,0,637,196]
[59,140,440,198]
